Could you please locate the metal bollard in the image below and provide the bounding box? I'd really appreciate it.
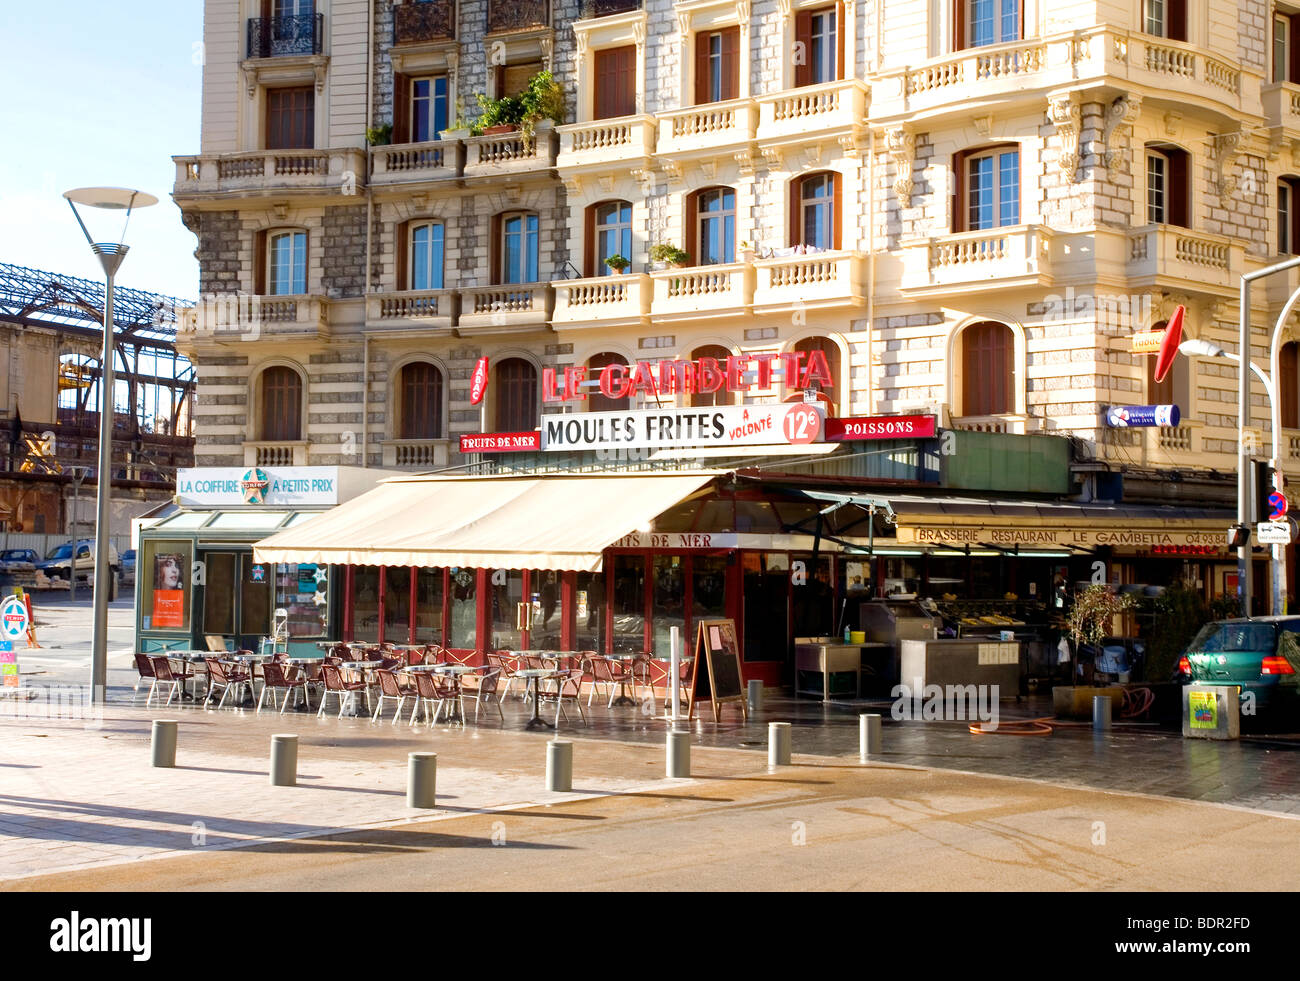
[151,719,177,768]
[768,721,792,766]
[666,729,691,778]
[408,752,437,808]
[270,733,298,787]
[1092,695,1112,731]
[747,679,763,712]
[546,740,573,793]
[859,713,882,760]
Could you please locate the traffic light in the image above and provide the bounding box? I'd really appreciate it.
[1227,524,1250,548]
[1253,460,1277,524]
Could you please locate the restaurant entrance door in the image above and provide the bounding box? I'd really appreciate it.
[200,549,273,651]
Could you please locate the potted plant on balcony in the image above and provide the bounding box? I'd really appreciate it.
[519,70,565,148]
[475,91,527,136]
[366,123,393,147]
[440,99,472,141]
[649,243,689,270]
[739,239,756,263]
[604,254,631,274]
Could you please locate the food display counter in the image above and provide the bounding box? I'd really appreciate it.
[899,638,1022,693]
[794,639,891,701]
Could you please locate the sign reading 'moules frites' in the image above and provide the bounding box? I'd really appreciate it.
[538,403,824,452]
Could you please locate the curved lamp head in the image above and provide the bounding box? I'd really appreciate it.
[63,186,158,276]
[1179,338,1229,359]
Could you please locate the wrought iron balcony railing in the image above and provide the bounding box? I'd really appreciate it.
[394,0,455,44]
[246,13,324,59]
[580,0,640,18]
[488,0,549,33]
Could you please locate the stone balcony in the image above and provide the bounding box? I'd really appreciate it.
[755,79,869,152]
[656,99,758,159]
[650,264,753,322]
[898,225,1055,297]
[872,27,1257,125]
[381,438,454,470]
[462,125,557,180]
[244,440,309,467]
[457,284,553,334]
[364,290,458,332]
[556,116,657,175]
[751,252,867,313]
[551,274,651,330]
[1262,81,1300,137]
[1126,224,1241,294]
[369,140,461,186]
[172,147,366,199]
[179,294,330,344]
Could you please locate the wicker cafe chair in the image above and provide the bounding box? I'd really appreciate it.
[461,669,504,723]
[258,662,308,714]
[204,657,254,709]
[146,656,182,708]
[409,670,458,727]
[319,664,368,718]
[133,652,157,694]
[539,668,587,727]
[488,651,527,701]
[372,669,412,724]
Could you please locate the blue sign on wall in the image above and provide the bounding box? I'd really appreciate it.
[1105,404,1181,428]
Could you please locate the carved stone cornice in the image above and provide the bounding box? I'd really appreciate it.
[1047,93,1081,183]
[1101,93,1142,171]
[885,127,914,207]
[1212,130,1245,208]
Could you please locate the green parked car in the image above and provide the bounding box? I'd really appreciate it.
[1177,617,1300,729]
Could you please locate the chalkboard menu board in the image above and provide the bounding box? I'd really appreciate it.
[688,618,748,722]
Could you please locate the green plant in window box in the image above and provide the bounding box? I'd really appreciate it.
[649,243,689,269]
[366,123,393,146]
[604,254,631,273]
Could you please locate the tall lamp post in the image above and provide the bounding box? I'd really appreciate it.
[63,187,158,705]
[66,466,89,604]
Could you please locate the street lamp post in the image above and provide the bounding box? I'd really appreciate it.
[63,187,158,705]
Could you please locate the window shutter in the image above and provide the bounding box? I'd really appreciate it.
[254,230,267,295]
[490,213,503,284]
[1169,0,1187,41]
[1169,151,1188,227]
[393,73,410,144]
[952,150,969,232]
[721,27,740,101]
[1290,13,1300,83]
[396,221,410,290]
[584,205,596,277]
[832,172,842,249]
[953,0,966,50]
[617,46,635,116]
[835,2,845,79]
[695,33,712,105]
[795,10,812,87]
[789,178,802,247]
[685,192,699,264]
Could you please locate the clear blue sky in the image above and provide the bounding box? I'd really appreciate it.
[0,2,204,301]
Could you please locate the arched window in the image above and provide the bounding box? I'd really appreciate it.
[791,173,840,250]
[261,366,302,441]
[686,188,736,265]
[495,358,538,431]
[587,352,629,412]
[690,345,734,408]
[792,336,841,412]
[399,362,443,439]
[960,322,1014,417]
[493,212,540,285]
[1282,342,1300,430]
[585,201,632,277]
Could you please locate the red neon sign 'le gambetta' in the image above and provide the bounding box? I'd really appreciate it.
[542,350,833,403]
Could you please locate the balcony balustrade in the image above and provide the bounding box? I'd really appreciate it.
[246,13,323,59]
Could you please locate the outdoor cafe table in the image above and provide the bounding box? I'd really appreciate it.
[513,667,559,731]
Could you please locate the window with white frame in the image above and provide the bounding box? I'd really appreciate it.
[1146,144,1189,226]
[594,201,632,275]
[962,0,1020,48]
[499,212,540,284]
[696,188,736,265]
[797,173,838,249]
[961,147,1019,231]
[1144,0,1187,40]
[411,75,449,142]
[410,221,445,290]
[268,230,307,295]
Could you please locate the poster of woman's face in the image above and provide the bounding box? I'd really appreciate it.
[154,554,183,591]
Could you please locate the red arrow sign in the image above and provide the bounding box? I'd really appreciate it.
[1153,304,1184,384]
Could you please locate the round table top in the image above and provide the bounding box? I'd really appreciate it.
[514,667,558,678]
[340,661,381,670]
[402,663,476,674]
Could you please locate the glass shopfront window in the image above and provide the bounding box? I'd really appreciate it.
[275,563,329,639]
[241,559,273,636]
[449,568,477,649]
[384,566,412,643]
[612,555,646,653]
[692,554,727,626]
[353,567,380,642]
[575,571,604,652]
[490,569,525,651]
[139,540,193,632]
[652,555,686,658]
[415,568,445,644]
[531,570,563,651]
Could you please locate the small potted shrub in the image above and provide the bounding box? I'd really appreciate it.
[366,123,393,146]
[604,254,631,274]
[440,100,472,141]
[475,92,527,135]
[649,244,689,270]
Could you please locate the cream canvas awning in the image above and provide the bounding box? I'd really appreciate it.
[252,471,721,572]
